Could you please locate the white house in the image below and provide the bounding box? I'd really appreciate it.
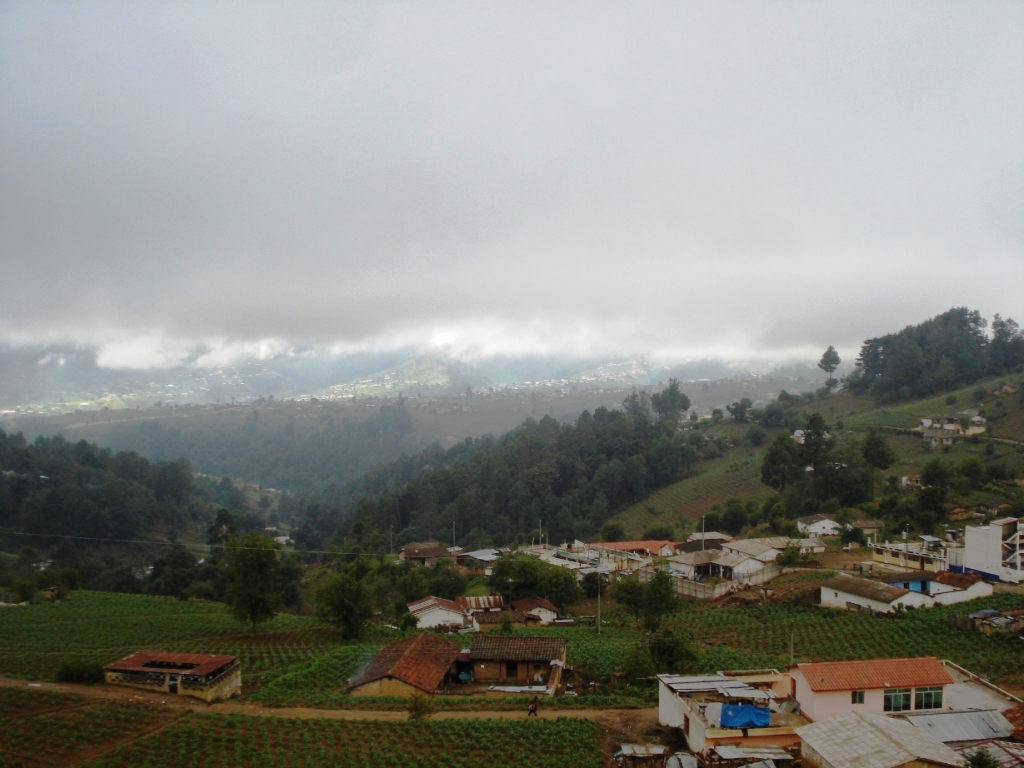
[407,596,470,629]
[790,657,954,722]
[797,514,841,537]
[820,574,931,614]
[878,571,993,606]
[721,538,783,563]
[512,597,558,625]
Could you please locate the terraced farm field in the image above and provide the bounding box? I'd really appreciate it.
[0,591,355,687]
[668,593,1024,690]
[0,688,181,768]
[615,447,774,537]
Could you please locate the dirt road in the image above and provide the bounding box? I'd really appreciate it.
[0,676,658,726]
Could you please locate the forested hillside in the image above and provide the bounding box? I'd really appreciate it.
[846,307,1024,401]
[285,383,721,552]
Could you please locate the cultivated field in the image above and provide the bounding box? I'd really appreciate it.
[0,686,605,768]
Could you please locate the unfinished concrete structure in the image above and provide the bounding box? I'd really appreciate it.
[104,651,241,702]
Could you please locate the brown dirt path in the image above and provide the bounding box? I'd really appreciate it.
[0,676,658,724]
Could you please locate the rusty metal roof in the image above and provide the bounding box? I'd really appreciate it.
[821,575,910,603]
[104,651,235,677]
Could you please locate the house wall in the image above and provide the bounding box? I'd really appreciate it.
[415,607,467,629]
[105,666,241,703]
[530,607,557,625]
[965,525,1004,578]
[791,669,949,721]
[931,581,993,605]
[472,660,553,684]
[349,677,424,697]
[733,558,767,579]
[181,667,242,703]
[820,586,929,614]
[658,681,688,728]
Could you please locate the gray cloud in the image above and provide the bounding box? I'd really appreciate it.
[1,2,1021,368]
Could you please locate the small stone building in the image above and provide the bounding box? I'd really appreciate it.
[104,651,241,702]
[347,633,461,697]
[469,635,566,690]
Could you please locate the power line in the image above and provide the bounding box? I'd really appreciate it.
[0,529,366,557]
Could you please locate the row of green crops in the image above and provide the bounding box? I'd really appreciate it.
[85,713,604,768]
[0,695,177,768]
[668,594,1024,687]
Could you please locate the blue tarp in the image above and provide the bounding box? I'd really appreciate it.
[720,704,770,729]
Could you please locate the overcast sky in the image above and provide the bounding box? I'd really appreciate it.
[1,2,1021,369]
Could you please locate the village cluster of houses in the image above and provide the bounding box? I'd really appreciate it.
[658,656,1024,768]
[406,594,566,633]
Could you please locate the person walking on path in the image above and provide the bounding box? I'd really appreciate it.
[528,696,538,716]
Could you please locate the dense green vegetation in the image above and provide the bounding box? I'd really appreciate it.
[85,714,604,768]
[846,307,1024,402]
[291,382,716,552]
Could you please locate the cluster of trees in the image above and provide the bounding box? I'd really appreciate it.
[290,382,704,552]
[760,414,878,506]
[845,308,1024,402]
[311,551,586,640]
[101,401,421,491]
[0,429,195,542]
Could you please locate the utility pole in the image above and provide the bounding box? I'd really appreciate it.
[453,521,456,550]
[596,574,602,636]
[506,577,516,606]
[539,519,543,547]
[789,624,795,667]
[702,515,706,551]
[389,525,393,556]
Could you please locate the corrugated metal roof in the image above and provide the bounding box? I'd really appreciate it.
[408,596,464,616]
[796,712,961,768]
[456,595,504,611]
[713,746,793,761]
[954,742,1024,768]
[821,575,910,603]
[657,674,773,700]
[615,744,668,757]
[899,710,1014,743]
[104,651,235,677]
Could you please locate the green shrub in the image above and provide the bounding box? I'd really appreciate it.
[55,660,104,684]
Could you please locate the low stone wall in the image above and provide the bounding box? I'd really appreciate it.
[642,564,781,601]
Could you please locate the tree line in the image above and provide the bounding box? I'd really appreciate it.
[845,307,1024,402]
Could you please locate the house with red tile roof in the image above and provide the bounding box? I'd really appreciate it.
[347,634,462,697]
[104,651,241,702]
[590,540,680,557]
[469,636,566,692]
[790,657,954,722]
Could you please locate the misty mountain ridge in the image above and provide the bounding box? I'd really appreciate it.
[0,344,834,414]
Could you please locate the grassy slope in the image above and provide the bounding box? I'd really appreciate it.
[613,373,1024,538]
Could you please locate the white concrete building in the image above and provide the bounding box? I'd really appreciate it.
[820,574,931,614]
[407,596,471,629]
[797,514,841,537]
[962,517,1024,584]
[790,657,953,722]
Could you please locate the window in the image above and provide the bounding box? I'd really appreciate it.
[915,686,943,710]
[884,688,912,712]
[851,691,864,704]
